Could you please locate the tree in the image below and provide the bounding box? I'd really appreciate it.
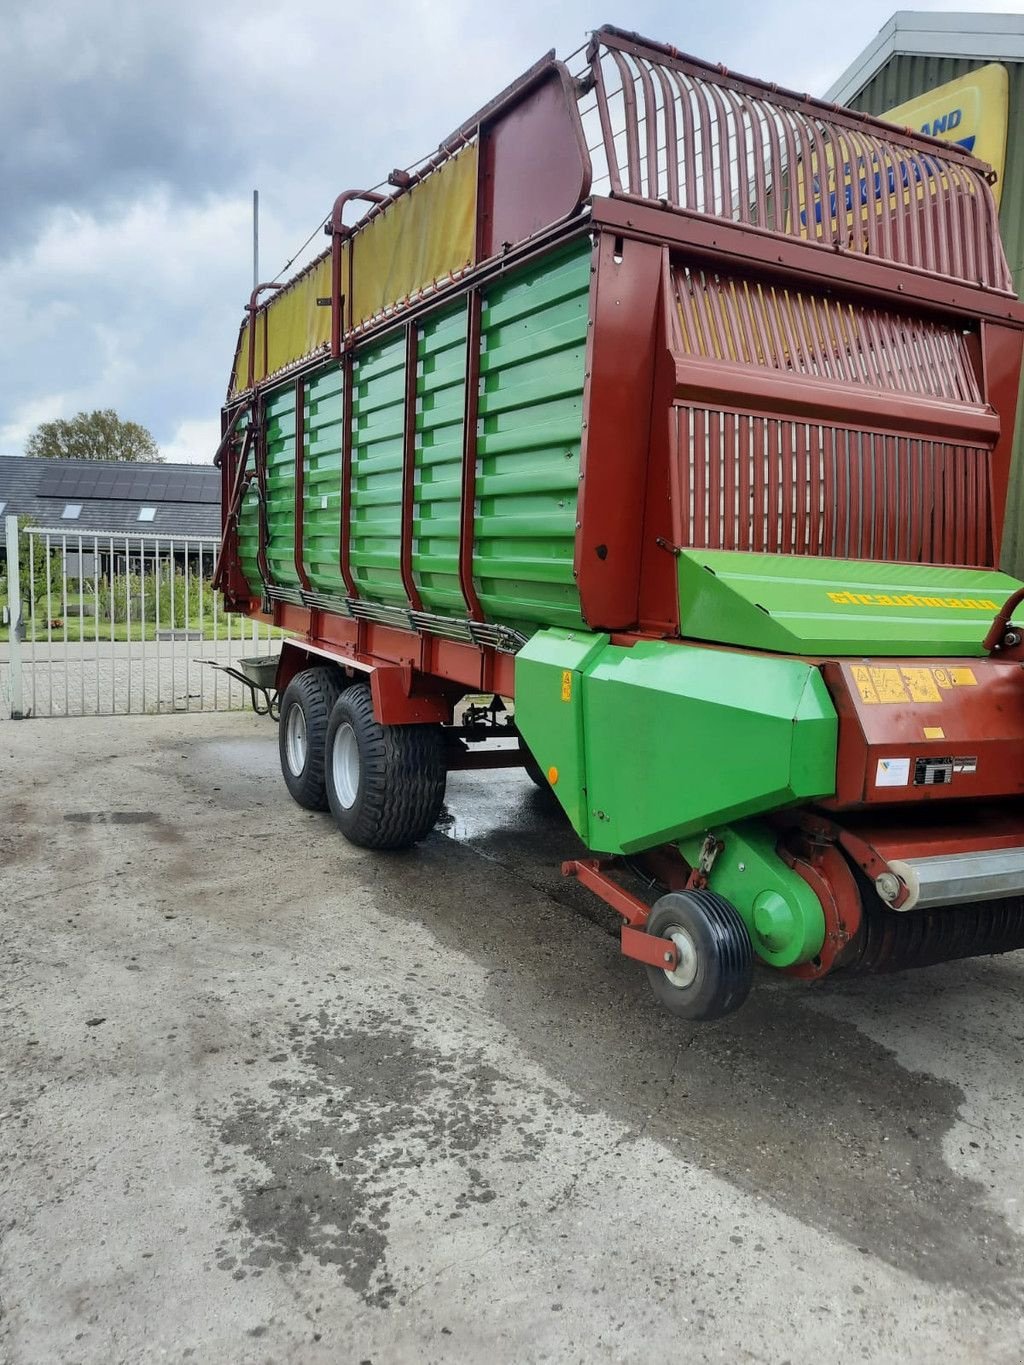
[25,409,161,462]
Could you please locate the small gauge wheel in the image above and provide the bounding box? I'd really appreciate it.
[645,890,754,1021]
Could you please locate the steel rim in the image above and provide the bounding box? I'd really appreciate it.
[332,721,360,808]
[663,925,699,990]
[284,704,307,776]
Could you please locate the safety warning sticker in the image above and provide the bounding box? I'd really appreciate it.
[850,664,978,705]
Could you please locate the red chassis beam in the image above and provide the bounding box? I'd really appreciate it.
[562,858,681,970]
[265,600,516,724]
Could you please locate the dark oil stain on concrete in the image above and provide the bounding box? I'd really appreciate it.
[63,811,159,824]
[211,1008,545,1307]
[372,794,1024,1311]
[61,810,183,844]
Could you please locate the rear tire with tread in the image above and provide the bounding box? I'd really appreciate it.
[325,683,446,850]
[278,666,343,810]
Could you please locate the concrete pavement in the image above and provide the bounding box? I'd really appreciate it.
[1,712,1023,1362]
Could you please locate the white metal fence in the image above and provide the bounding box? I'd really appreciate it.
[1,517,280,719]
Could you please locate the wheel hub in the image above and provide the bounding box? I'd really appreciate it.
[663,926,698,989]
[332,721,360,808]
[285,705,307,776]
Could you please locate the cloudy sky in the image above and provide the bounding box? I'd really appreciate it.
[2,0,1022,464]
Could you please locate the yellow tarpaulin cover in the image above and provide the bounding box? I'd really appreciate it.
[231,251,335,395]
[231,142,478,394]
[351,144,478,327]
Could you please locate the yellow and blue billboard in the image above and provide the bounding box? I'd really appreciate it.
[793,62,1010,238]
[882,63,1009,206]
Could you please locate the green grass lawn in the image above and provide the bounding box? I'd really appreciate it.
[2,598,287,644]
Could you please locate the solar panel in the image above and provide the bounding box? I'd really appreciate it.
[35,459,219,503]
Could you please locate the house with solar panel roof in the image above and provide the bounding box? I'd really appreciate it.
[0,456,220,575]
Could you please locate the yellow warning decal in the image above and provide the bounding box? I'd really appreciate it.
[560,670,573,702]
[849,665,980,704]
[872,668,911,704]
[924,726,946,740]
[901,668,941,704]
[850,666,879,704]
[932,667,979,689]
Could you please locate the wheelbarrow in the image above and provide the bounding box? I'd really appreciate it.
[200,653,280,719]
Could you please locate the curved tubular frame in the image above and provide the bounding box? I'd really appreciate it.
[326,190,388,358]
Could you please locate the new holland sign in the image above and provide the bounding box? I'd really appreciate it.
[882,63,1010,206]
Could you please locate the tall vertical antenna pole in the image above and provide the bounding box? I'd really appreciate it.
[252,189,259,291]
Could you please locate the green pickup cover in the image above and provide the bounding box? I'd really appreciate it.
[515,630,836,855]
[677,550,1023,657]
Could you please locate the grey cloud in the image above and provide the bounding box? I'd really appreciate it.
[1,3,226,249]
[1,0,955,462]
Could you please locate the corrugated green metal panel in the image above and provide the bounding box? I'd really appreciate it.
[474,240,590,630]
[264,386,300,588]
[413,303,468,615]
[849,55,1024,577]
[303,366,345,593]
[350,336,407,604]
[235,412,262,593]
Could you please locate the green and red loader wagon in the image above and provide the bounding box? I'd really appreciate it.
[213,28,1024,1020]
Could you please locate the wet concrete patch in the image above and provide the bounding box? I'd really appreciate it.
[211,1006,551,1308]
[0,799,42,865]
[374,805,1024,1310]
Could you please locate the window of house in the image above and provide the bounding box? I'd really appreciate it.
[62,504,82,520]
[0,501,6,515]
[138,506,157,522]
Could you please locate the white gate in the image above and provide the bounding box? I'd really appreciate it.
[1,517,279,719]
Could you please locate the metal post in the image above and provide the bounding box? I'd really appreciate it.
[253,189,259,293]
[4,515,24,718]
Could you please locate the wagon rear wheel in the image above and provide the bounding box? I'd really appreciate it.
[325,684,446,850]
[278,666,343,810]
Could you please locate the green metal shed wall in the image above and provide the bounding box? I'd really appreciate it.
[847,55,1024,577]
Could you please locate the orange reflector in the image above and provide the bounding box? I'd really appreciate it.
[547,766,559,785]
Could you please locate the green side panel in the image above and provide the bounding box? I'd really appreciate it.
[303,365,345,594]
[474,241,590,631]
[264,386,299,588]
[515,630,837,855]
[350,334,407,605]
[513,627,610,844]
[678,821,825,968]
[235,411,262,594]
[679,550,1024,657]
[413,302,469,615]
